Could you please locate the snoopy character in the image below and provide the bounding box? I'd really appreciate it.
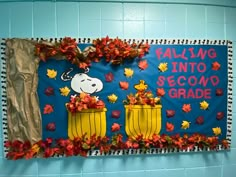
[61,68,103,94]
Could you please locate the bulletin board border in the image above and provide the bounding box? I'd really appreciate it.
[1,38,7,157]
[0,38,233,158]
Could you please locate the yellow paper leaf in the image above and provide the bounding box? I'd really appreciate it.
[181,120,190,129]
[212,127,221,136]
[134,80,148,91]
[60,86,71,96]
[108,94,118,103]
[47,69,57,79]
[31,144,40,153]
[154,97,160,103]
[200,100,209,110]
[158,63,168,72]
[124,68,134,78]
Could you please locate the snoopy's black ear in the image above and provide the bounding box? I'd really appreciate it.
[61,68,73,81]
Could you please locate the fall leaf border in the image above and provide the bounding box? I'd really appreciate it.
[4,133,230,160]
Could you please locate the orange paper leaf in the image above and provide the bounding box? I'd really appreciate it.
[182,104,191,113]
[212,61,221,70]
[119,81,129,90]
[156,88,165,96]
[111,123,121,132]
[166,122,174,132]
[43,104,54,114]
[79,62,89,69]
[138,60,148,70]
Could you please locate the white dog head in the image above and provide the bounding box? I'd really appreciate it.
[71,73,103,94]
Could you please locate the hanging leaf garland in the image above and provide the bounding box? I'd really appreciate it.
[88,36,150,64]
[35,37,150,69]
[35,37,90,69]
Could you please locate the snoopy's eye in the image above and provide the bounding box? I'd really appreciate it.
[87,79,92,81]
[81,79,85,82]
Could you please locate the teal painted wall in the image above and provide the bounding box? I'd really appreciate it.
[0,1,235,177]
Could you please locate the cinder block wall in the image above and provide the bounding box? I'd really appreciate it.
[0,1,235,177]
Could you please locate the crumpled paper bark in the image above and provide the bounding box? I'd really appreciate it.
[6,38,42,143]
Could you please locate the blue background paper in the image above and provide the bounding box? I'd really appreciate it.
[38,44,228,141]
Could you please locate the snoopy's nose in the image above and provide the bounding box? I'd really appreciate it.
[92,84,96,87]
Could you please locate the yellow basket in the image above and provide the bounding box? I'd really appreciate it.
[68,108,107,139]
[125,105,162,139]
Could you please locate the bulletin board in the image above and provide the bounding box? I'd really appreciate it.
[0,37,233,160]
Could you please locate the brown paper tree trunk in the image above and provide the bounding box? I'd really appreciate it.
[6,38,42,143]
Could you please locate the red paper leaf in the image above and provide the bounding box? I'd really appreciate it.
[44,148,54,158]
[138,60,148,70]
[45,138,53,145]
[125,140,132,148]
[195,116,204,125]
[212,61,221,70]
[43,104,54,114]
[119,81,129,90]
[216,112,224,120]
[133,143,139,149]
[156,88,165,96]
[111,123,121,132]
[44,87,54,96]
[166,110,175,118]
[111,110,121,119]
[216,88,223,96]
[13,152,25,160]
[105,72,114,82]
[23,141,31,150]
[46,123,56,131]
[95,100,105,109]
[4,141,12,148]
[166,122,174,132]
[25,151,35,160]
[182,104,191,113]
